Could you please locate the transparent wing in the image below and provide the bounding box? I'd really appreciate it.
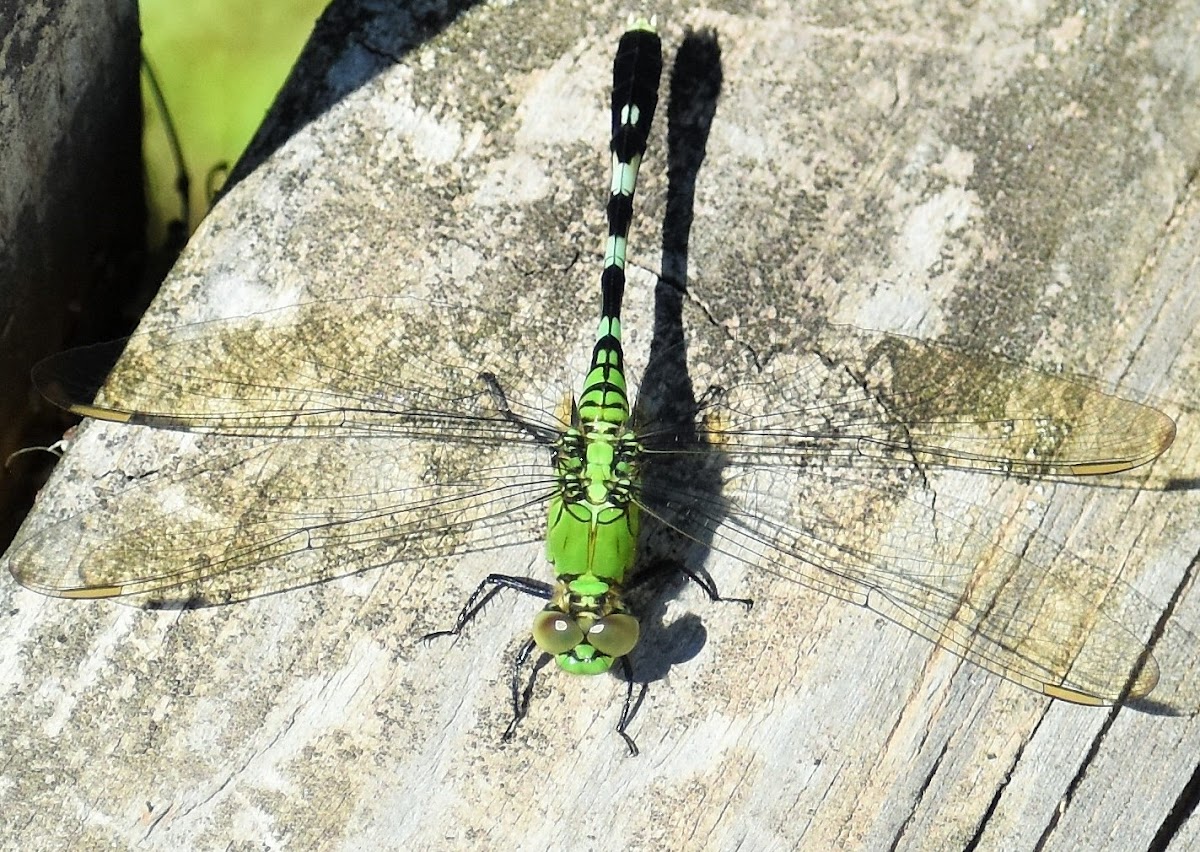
[698,323,1174,478]
[8,437,553,606]
[32,295,570,442]
[634,319,1176,709]
[643,465,1162,706]
[10,295,577,603]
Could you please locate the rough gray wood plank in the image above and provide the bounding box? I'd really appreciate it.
[0,0,141,532]
[3,1,1199,850]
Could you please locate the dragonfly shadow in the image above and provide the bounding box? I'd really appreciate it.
[1005,471,1200,494]
[619,28,734,688]
[1163,476,1200,493]
[624,575,711,683]
[1127,696,1192,717]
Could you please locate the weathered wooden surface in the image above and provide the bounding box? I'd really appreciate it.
[0,0,142,536]
[3,1,1199,849]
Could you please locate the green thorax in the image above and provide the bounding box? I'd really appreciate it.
[545,323,643,586]
[541,342,643,675]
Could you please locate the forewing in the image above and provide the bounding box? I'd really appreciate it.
[11,294,572,604]
[8,432,553,605]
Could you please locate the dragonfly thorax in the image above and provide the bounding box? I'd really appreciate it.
[540,413,643,676]
[547,420,642,581]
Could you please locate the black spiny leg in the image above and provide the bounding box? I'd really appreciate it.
[497,628,643,756]
[424,574,557,747]
[501,638,550,744]
[630,558,754,610]
[616,656,641,756]
[480,372,559,446]
[679,564,754,610]
[421,573,553,644]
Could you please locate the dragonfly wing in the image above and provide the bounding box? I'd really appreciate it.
[13,293,569,605]
[634,305,1176,705]
[643,458,1164,707]
[34,295,567,442]
[685,322,1174,478]
[8,434,552,605]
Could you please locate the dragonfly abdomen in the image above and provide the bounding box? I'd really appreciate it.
[578,20,661,429]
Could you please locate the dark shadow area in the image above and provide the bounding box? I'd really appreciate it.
[1126,696,1194,717]
[224,0,482,192]
[1163,476,1200,492]
[985,451,1200,492]
[1,7,144,556]
[618,29,730,689]
[911,468,1200,494]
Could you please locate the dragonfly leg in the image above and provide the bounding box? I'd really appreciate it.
[496,616,644,756]
[502,637,549,744]
[479,371,558,445]
[630,558,754,610]
[616,656,641,757]
[678,565,754,610]
[421,573,553,642]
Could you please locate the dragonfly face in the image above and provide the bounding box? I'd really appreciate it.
[533,578,640,675]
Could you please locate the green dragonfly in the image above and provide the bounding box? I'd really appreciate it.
[6,20,1177,753]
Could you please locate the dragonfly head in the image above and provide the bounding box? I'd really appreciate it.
[532,579,639,674]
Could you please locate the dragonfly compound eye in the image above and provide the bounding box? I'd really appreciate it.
[532,610,585,654]
[586,613,640,657]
